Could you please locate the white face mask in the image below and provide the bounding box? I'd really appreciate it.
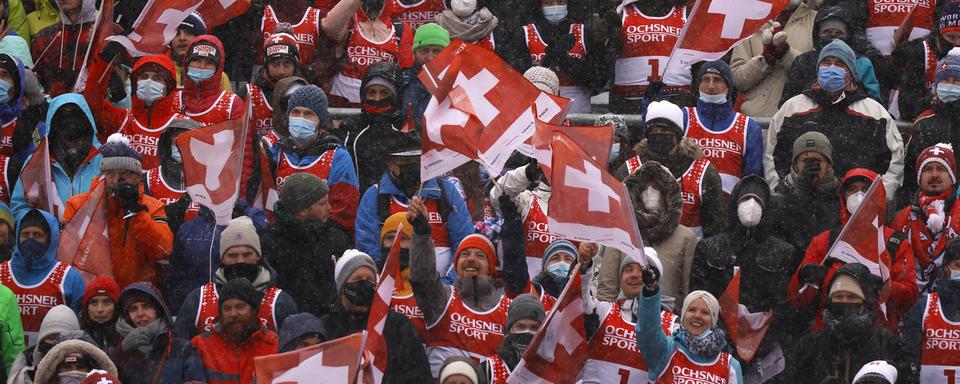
[451,0,477,18]
[950,268,960,281]
[846,191,866,215]
[57,372,87,384]
[641,186,661,210]
[737,198,762,227]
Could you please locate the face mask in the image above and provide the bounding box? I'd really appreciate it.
[382,247,411,269]
[186,67,215,82]
[818,65,848,92]
[0,79,12,104]
[170,145,181,163]
[136,79,165,103]
[937,83,960,103]
[950,268,960,281]
[56,372,87,384]
[819,36,838,48]
[546,261,571,279]
[342,280,376,308]
[288,117,318,142]
[646,133,675,157]
[737,199,762,227]
[497,331,535,369]
[609,143,621,164]
[846,191,866,215]
[451,0,477,18]
[396,162,422,191]
[362,97,396,119]
[19,238,47,262]
[222,263,260,282]
[542,5,567,23]
[640,186,661,210]
[699,92,727,104]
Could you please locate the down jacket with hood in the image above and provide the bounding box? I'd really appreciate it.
[0,52,34,159]
[110,283,206,384]
[689,175,800,373]
[4,209,85,312]
[33,340,118,383]
[179,35,244,124]
[29,0,122,96]
[786,169,918,333]
[8,304,76,384]
[10,94,102,219]
[598,161,698,308]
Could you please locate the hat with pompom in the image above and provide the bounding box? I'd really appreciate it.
[100,133,142,173]
[916,143,957,184]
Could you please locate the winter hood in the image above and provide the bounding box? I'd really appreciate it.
[11,209,60,274]
[0,35,35,69]
[360,61,404,122]
[118,282,174,326]
[726,175,771,231]
[0,53,25,123]
[34,340,118,383]
[812,5,854,50]
[624,160,682,244]
[44,93,99,146]
[58,0,98,25]
[278,313,326,352]
[181,35,226,113]
[838,168,880,224]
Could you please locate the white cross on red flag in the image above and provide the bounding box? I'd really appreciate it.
[825,177,892,283]
[254,332,367,383]
[718,267,773,363]
[418,40,569,180]
[547,132,646,263]
[665,0,789,74]
[525,120,614,178]
[196,0,251,29]
[362,223,405,382]
[176,100,248,225]
[57,180,111,282]
[19,137,64,219]
[106,0,205,57]
[508,272,588,383]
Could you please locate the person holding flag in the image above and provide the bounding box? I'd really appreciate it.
[479,293,546,383]
[787,169,917,333]
[902,238,960,382]
[489,157,557,277]
[142,119,203,233]
[320,249,431,382]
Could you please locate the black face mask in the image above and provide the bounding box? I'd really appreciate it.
[395,163,422,192]
[363,98,397,122]
[380,247,410,270]
[497,332,534,369]
[342,280,376,308]
[646,133,675,158]
[222,263,261,283]
[824,300,872,343]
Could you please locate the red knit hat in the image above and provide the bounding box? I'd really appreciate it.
[453,234,497,275]
[82,276,120,308]
[916,143,957,184]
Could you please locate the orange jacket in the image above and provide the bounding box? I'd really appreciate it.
[191,326,279,384]
[63,178,173,288]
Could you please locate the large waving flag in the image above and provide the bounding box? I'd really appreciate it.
[19,137,63,218]
[718,267,773,363]
[524,120,614,178]
[196,0,251,29]
[57,181,111,281]
[825,177,892,283]
[363,222,404,382]
[107,0,204,57]
[254,332,367,383]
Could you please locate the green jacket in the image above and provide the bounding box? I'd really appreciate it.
[12,0,59,40]
[0,284,24,374]
[4,0,30,41]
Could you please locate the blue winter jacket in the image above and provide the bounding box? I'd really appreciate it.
[9,209,85,311]
[684,99,764,182]
[636,290,743,382]
[10,94,101,219]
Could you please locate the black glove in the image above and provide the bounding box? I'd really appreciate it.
[524,158,541,184]
[99,41,127,63]
[498,194,520,222]
[410,209,432,236]
[644,80,664,101]
[798,264,828,286]
[114,182,146,216]
[107,72,127,103]
[642,264,660,291]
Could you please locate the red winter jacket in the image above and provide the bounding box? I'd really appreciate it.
[191,326,279,384]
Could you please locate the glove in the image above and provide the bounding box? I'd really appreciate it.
[642,264,660,291]
[120,325,155,355]
[114,182,146,216]
[761,22,789,65]
[497,194,520,222]
[410,208,432,235]
[99,41,127,63]
[800,159,821,183]
[644,80,664,101]
[524,158,541,184]
[798,264,828,286]
[107,72,127,103]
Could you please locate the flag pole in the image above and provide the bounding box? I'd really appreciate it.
[660,0,703,84]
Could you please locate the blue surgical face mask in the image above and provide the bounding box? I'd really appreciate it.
[187,67,215,82]
[937,83,960,103]
[818,65,848,92]
[170,145,181,163]
[543,5,567,24]
[288,117,318,142]
[699,92,727,104]
[0,79,12,104]
[136,79,165,104]
[546,261,571,279]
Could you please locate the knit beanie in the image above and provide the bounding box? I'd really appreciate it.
[179,12,207,37]
[541,240,578,272]
[644,100,684,139]
[381,212,413,242]
[936,48,960,84]
[335,250,378,292]
[414,23,451,51]
[818,39,859,80]
[278,173,329,214]
[365,77,397,97]
[505,293,546,332]
[287,85,331,128]
[19,209,49,237]
[619,247,661,278]
[818,17,847,36]
[100,133,142,173]
[453,234,498,273]
[697,60,733,93]
[792,131,834,165]
[524,66,559,95]
[38,305,80,343]
[264,32,300,64]
[217,278,263,311]
[82,276,120,308]
[829,273,865,300]
[853,361,897,384]
[0,203,12,230]
[916,143,957,185]
[940,1,960,35]
[279,313,327,353]
[439,357,482,384]
[81,371,121,384]
[219,216,262,259]
[681,290,721,328]
[186,38,221,66]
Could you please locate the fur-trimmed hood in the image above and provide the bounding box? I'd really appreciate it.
[34,340,118,382]
[624,160,682,244]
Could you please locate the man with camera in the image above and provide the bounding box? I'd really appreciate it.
[63,134,174,289]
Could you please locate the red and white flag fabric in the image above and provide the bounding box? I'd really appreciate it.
[19,137,63,219]
[176,105,248,225]
[418,40,568,180]
[57,180,111,281]
[546,132,646,263]
[665,0,790,74]
[253,145,280,217]
[825,177,892,282]
[524,120,614,178]
[196,0,251,29]
[363,222,404,382]
[72,0,115,93]
[254,332,367,383]
[718,267,773,363]
[508,272,588,383]
[107,0,205,57]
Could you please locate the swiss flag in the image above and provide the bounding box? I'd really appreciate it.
[107,0,205,57]
[666,0,789,73]
[19,137,63,219]
[547,132,646,263]
[524,120,614,178]
[72,0,115,93]
[363,222,404,381]
[253,145,280,218]
[196,0,251,29]
[57,180,111,282]
[254,332,367,383]
[718,267,773,363]
[508,272,588,383]
[825,177,892,283]
[418,40,568,180]
[176,101,248,225]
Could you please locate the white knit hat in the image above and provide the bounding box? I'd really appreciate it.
[334,250,377,292]
[439,360,479,384]
[523,66,559,95]
[853,360,897,383]
[219,216,261,259]
[644,100,684,131]
[681,290,721,328]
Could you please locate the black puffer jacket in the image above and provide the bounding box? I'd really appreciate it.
[689,176,799,368]
[899,100,960,208]
[321,308,432,383]
[771,173,842,255]
[892,31,951,121]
